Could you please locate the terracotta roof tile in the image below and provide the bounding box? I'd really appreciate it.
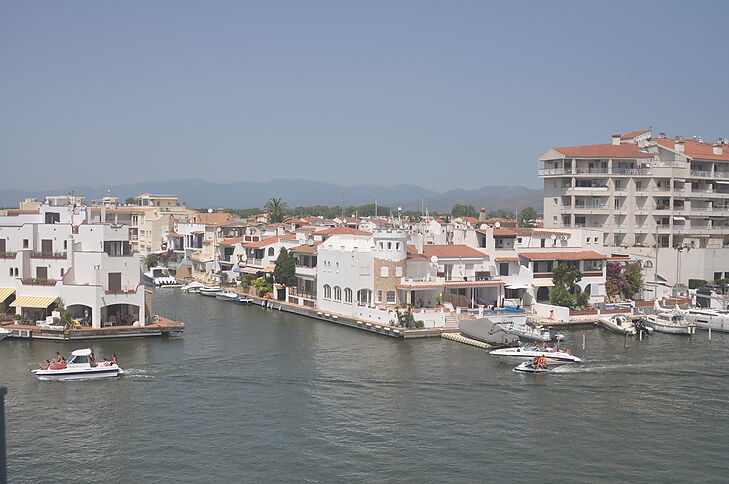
[220,236,246,246]
[553,143,653,159]
[314,227,372,236]
[423,245,487,259]
[655,138,729,161]
[493,228,517,237]
[621,129,651,139]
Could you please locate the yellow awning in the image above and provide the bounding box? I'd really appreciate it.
[10,296,57,309]
[0,288,15,303]
[532,281,555,287]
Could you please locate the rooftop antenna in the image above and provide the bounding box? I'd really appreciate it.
[375,198,378,218]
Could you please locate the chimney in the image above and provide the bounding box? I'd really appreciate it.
[713,143,723,156]
[611,134,621,146]
[675,138,685,152]
[479,208,486,221]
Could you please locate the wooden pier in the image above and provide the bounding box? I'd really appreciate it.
[441,332,492,349]
[0,317,184,341]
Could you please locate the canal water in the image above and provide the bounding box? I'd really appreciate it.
[2,290,729,483]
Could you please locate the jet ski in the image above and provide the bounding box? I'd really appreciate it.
[513,361,553,373]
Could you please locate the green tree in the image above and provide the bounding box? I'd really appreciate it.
[487,209,515,220]
[125,197,137,205]
[264,197,290,224]
[252,277,273,296]
[552,263,582,288]
[451,204,478,218]
[518,207,539,227]
[273,247,297,286]
[145,253,159,269]
[549,284,575,307]
[575,291,590,308]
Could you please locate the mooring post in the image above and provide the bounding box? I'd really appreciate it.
[708,326,712,341]
[582,333,586,351]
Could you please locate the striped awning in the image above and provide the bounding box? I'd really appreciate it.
[0,288,15,303]
[10,296,57,308]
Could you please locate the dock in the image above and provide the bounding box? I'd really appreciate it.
[0,316,184,341]
[441,332,492,349]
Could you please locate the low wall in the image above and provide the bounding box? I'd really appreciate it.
[533,302,570,322]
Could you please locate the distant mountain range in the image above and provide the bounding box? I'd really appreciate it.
[0,179,544,213]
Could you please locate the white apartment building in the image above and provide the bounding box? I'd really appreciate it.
[539,130,729,285]
[0,200,146,328]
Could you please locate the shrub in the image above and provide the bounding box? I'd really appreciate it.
[549,284,575,308]
[689,279,708,289]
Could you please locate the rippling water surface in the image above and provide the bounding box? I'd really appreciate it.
[3,290,729,483]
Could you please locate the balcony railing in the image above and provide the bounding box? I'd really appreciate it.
[0,251,17,259]
[612,168,652,175]
[691,170,712,177]
[21,278,57,286]
[573,203,607,210]
[575,168,609,174]
[30,251,66,259]
[538,168,569,176]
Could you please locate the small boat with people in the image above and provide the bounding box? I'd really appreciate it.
[490,344,582,365]
[198,285,223,297]
[498,319,564,342]
[142,266,179,287]
[641,312,696,335]
[513,356,554,374]
[33,349,123,380]
[596,314,638,335]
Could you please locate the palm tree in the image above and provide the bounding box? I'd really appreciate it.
[264,197,290,224]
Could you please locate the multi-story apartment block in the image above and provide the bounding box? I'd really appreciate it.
[539,130,729,286]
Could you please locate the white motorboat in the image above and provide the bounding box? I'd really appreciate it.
[597,314,637,335]
[498,320,564,342]
[233,296,254,305]
[0,327,10,341]
[33,349,123,381]
[143,266,178,286]
[641,312,696,335]
[198,285,222,297]
[513,361,554,374]
[181,281,205,293]
[670,307,729,333]
[490,345,582,365]
[216,291,239,301]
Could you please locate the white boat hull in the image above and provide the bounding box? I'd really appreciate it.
[35,365,123,381]
[683,312,729,333]
[0,330,10,341]
[644,323,696,335]
[490,347,581,365]
[597,316,637,335]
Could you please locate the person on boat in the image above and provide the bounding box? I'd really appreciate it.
[90,353,98,367]
[564,347,571,355]
[111,354,118,365]
[532,356,540,368]
[54,352,62,363]
[536,355,547,369]
[40,360,51,370]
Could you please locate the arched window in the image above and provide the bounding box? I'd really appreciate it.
[323,284,331,299]
[379,242,384,249]
[268,247,275,256]
[396,242,400,250]
[386,291,396,303]
[376,290,383,303]
[335,262,339,272]
[14,268,18,276]
[344,288,352,303]
[387,242,392,249]
[334,286,342,301]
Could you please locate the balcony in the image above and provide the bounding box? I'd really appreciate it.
[690,170,712,178]
[0,251,17,259]
[21,278,57,286]
[30,251,66,259]
[612,168,652,175]
[575,168,609,175]
[538,168,570,176]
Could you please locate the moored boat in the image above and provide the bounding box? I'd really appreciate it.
[199,285,222,297]
[33,349,123,380]
[498,320,564,342]
[597,314,637,335]
[181,281,204,293]
[681,308,729,333]
[216,291,239,301]
[490,345,582,365]
[641,312,696,335]
[233,296,254,305]
[143,266,178,286]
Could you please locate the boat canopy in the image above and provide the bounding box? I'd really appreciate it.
[71,348,93,357]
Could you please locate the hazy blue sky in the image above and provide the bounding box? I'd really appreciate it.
[2,0,728,191]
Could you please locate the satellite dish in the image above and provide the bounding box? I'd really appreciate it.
[397,206,402,212]
[208,208,213,213]
[308,239,314,246]
[551,234,557,240]
[430,255,438,264]
[480,224,488,230]
[494,221,501,228]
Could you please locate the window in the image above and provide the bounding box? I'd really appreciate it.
[386,291,396,303]
[376,290,383,303]
[395,266,403,277]
[583,260,603,271]
[334,286,342,301]
[63,240,67,250]
[553,197,558,206]
[14,268,18,277]
[323,284,331,299]
[505,288,520,299]
[517,237,522,244]
[381,266,389,277]
[36,266,48,279]
[344,288,352,303]
[387,242,392,249]
[60,268,64,277]
[540,238,546,247]
[23,239,29,249]
[499,263,509,276]
[268,247,274,257]
[636,181,642,190]
[108,272,121,292]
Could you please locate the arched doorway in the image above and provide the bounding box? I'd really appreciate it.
[536,287,550,302]
[357,289,372,306]
[66,304,93,326]
[101,304,140,326]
